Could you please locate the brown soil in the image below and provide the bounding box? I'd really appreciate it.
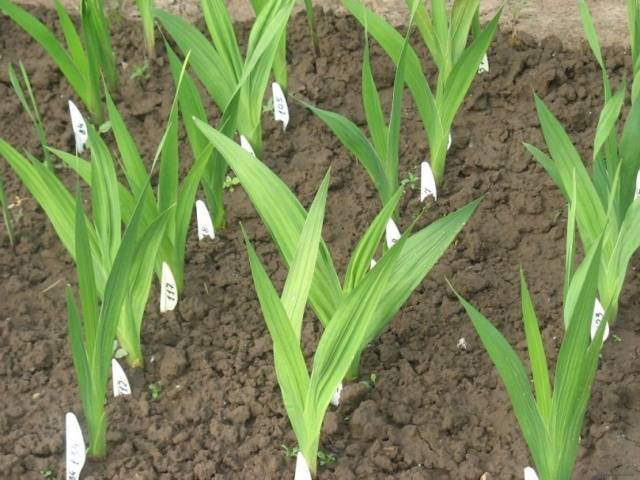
[1,6,639,480]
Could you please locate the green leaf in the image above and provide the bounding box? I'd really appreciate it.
[533,95,606,250]
[74,190,99,355]
[385,42,408,190]
[243,227,310,446]
[520,269,551,424]
[454,287,550,474]
[155,9,235,109]
[368,198,479,345]
[578,0,605,70]
[303,225,407,471]
[88,127,121,265]
[343,189,402,294]
[65,285,92,424]
[552,240,602,478]
[304,102,392,204]
[440,11,501,130]
[593,85,625,162]
[194,119,344,325]
[281,172,329,338]
[564,173,578,305]
[361,35,388,160]
[201,0,243,79]
[619,98,640,213]
[343,0,441,146]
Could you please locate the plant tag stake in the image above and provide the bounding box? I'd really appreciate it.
[160,262,178,313]
[68,101,88,154]
[478,53,489,74]
[240,135,255,156]
[523,466,539,480]
[590,298,610,342]
[370,258,377,269]
[65,412,86,480]
[330,382,343,407]
[272,82,289,131]
[385,219,401,248]
[635,169,640,200]
[195,200,215,241]
[420,161,437,202]
[447,132,452,151]
[294,452,312,480]
[111,359,131,397]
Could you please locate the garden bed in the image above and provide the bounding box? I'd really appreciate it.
[0,6,639,479]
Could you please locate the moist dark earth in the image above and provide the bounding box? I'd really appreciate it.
[0,7,639,480]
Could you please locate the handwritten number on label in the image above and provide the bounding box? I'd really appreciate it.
[420,161,437,202]
[590,298,610,342]
[68,101,88,154]
[195,200,215,241]
[385,219,401,248]
[111,359,131,397]
[66,412,86,480]
[272,82,289,131]
[160,262,178,313]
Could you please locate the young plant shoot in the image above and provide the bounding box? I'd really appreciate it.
[67,188,171,458]
[0,120,167,368]
[526,1,640,326]
[454,236,608,480]
[0,0,118,123]
[0,58,200,367]
[249,0,321,86]
[342,0,501,184]
[81,0,118,91]
[194,119,479,380]
[243,172,410,476]
[249,0,289,90]
[165,45,235,230]
[48,56,230,317]
[305,28,411,210]
[156,0,295,156]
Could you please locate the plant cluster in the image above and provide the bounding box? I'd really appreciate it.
[0,0,638,479]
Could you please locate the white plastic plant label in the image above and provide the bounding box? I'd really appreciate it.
[240,135,255,156]
[370,258,377,269]
[478,53,489,74]
[195,200,215,241]
[420,161,437,202]
[330,382,343,407]
[68,100,88,154]
[590,298,610,342]
[65,412,86,480]
[447,132,452,151]
[160,262,178,313]
[111,358,131,397]
[385,219,401,248]
[635,169,640,200]
[294,452,312,480]
[272,82,289,131]
[523,466,539,480]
